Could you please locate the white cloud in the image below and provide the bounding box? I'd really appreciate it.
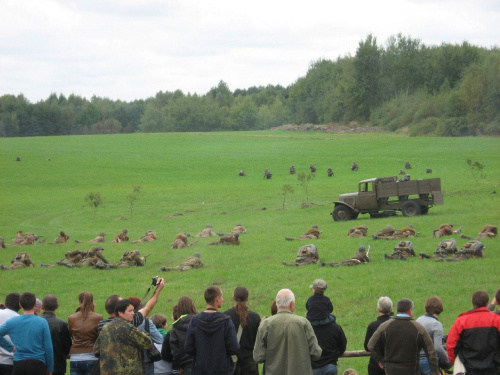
[1,0,499,102]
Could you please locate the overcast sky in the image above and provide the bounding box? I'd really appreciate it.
[1,0,499,103]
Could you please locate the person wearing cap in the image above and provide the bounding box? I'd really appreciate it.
[171,233,198,249]
[364,296,394,375]
[306,280,336,326]
[196,225,216,238]
[78,246,109,267]
[285,225,321,241]
[111,250,145,268]
[254,289,322,375]
[160,252,204,272]
[384,241,415,260]
[323,246,370,267]
[112,229,129,243]
[289,165,296,174]
[307,281,347,375]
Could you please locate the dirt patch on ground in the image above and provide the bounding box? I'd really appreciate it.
[271,122,382,133]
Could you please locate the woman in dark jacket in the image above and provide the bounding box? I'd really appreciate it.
[165,296,197,375]
[223,287,261,375]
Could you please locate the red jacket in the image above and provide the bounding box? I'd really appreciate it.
[447,307,500,371]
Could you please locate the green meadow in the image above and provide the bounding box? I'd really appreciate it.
[1,131,499,373]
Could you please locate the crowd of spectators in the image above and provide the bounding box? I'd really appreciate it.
[0,283,499,375]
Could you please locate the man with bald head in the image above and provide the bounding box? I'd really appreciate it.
[253,289,322,375]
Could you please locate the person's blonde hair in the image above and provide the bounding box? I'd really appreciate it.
[343,369,358,375]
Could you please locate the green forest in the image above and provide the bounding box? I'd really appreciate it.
[1,34,499,137]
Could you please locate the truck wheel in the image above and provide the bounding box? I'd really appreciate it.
[332,205,353,221]
[402,201,421,217]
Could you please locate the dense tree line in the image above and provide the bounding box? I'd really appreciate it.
[1,34,499,137]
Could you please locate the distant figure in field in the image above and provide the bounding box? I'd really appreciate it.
[327,168,334,177]
[12,232,38,246]
[196,225,216,238]
[436,240,485,262]
[0,236,5,249]
[49,246,110,269]
[285,225,321,241]
[160,252,204,272]
[53,231,69,244]
[131,230,156,243]
[15,157,21,161]
[112,229,129,243]
[282,244,319,266]
[405,161,412,169]
[372,224,395,240]
[347,225,368,238]
[419,238,457,260]
[208,233,240,246]
[112,250,145,268]
[351,161,359,171]
[323,245,370,267]
[0,252,35,270]
[232,223,247,234]
[171,233,197,249]
[264,169,272,179]
[477,225,497,239]
[399,169,406,175]
[426,168,432,173]
[384,241,415,260]
[75,232,105,244]
[309,164,316,173]
[433,223,453,238]
[238,170,246,176]
[289,165,296,175]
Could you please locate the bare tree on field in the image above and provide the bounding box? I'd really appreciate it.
[127,185,142,217]
[85,192,103,220]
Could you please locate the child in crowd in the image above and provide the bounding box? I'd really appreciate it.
[306,279,336,325]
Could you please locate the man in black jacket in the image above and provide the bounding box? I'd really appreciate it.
[41,295,72,375]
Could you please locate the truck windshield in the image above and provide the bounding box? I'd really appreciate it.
[360,182,373,192]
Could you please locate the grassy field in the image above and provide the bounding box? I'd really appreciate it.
[0,131,499,373]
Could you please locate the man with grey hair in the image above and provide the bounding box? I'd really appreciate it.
[253,289,322,375]
[364,297,393,375]
[368,298,439,375]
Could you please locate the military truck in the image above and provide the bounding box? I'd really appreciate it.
[331,176,443,221]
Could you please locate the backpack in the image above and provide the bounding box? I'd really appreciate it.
[394,241,415,256]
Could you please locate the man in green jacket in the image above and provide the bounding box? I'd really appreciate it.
[253,288,322,375]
